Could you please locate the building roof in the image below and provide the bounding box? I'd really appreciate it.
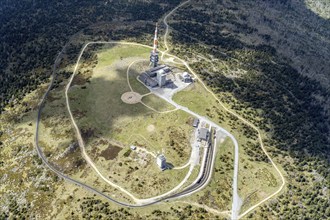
[139,73,158,87]
[157,69,165,75]
[139,73,147,81]
[157,154,166,161]
[163,67,171,73]
[147,78,158,87]
[149,65,166,73]
[193,118,200,127]
[182,72,191,78]
[198,128,209,141]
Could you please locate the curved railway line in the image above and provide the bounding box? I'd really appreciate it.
[33,0,286,219]
[35,55,219,207]
[34,42,221,206]
[167,138,214,200]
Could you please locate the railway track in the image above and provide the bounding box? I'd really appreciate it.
[167,129,215,199]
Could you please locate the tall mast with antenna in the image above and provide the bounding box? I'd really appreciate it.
[150,23,159,68]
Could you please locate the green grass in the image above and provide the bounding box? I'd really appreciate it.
[97,44,150,67]
[141,94,177,112]
[173,78,282,213]
[173,82,218,116]
[67,44,196,198]
[127,60,150,94]
[186,137,234,211]
[238,145,281,213]
[31,42,282,208]
[111,110,193,162]
[69,61,148,133]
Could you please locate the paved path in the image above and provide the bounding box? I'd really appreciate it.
[157,21,286,217]
[36,42,284,219]
[34,0,286,217]
[163,43,285,220]
[65,41,216,204]
[34,0,233,211]
[159,2,243,217]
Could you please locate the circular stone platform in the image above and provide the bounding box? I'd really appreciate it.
[121,92,142,104]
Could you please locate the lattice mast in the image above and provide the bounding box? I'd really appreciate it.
[150,23,159,68]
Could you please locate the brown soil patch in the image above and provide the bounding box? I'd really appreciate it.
[100,144,123,160]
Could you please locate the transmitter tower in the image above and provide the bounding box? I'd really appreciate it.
[150,23,159,68]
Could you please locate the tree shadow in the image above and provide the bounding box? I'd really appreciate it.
[166,162,174,170]
[168,0,330,193]
[33,42,197,201]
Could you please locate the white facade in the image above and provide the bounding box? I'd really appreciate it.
[157,69,166,87]
[182,72,192,83]
[156,154,166,170]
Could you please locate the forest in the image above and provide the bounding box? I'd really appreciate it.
[0,0,181,112]
[0,0,329,219]
[169,0,329,218]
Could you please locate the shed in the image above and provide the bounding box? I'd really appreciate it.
[193,118,200,128]
[198,128,209,141]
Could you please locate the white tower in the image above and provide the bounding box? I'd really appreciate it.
[150,23,159,68]
[157,69,166,87]
[156,154,166,170]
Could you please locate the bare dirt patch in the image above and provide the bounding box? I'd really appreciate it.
[121,91,142,104]
[100,144,123,160]
[147,124,155,132]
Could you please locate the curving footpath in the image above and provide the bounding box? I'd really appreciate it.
[34,0,231,211]
[34,0,285,218]
[35,40,284,219]
[65,40,232,204]
[162,46,285,220]
[161,0,191,61]
[34,46,138,208]
[34,43,198,208]
[160,1,285,219]
[35,40,234,210]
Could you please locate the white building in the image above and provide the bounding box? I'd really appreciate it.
[156,154,166,170]
[157,69,167,87]
[182,72,192,83]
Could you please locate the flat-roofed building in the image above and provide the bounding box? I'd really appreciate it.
[139,73,158,88]
[157,154,166,170]
[182,72,193,83]
[163,66,171,73]
[193,118,200,128]
[198,128,209,141]
[147,65,166,77]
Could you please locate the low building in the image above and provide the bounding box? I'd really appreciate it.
[198,128,209,141]
[156,154,166,170]
[163,66,171,73]
[147,71,157,78]
[182,72,192,83]
[193,118,200,128]
[139,73,158,87]
[130,146,137,150]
